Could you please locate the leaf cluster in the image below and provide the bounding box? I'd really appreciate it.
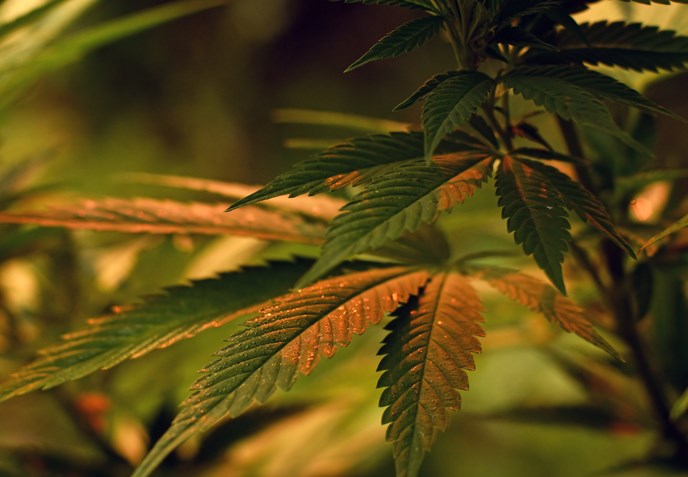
[1,1,688,476]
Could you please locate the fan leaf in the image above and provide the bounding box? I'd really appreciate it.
[422,71,494,159]
[523,158,636,258]
[472,265,622,360]
[494,26,559,52]
[0,259,313,403]
[620,0,688,4]
[132,266,431,477]
[227,132,428,211]
[123,173,345,221]
[345,16,445,72]
[496,0,566,24]
[526,21,688,72]
[508,65,682,120]
[0,198,326,245]
[339,0,436,10]
[298,154,494,286]
[394,71,459,111]
[502,70,650,154]
[495,156,571,294]
[378,272,484,477]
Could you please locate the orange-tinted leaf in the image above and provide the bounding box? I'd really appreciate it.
[0,259,313,402]
[473,266,622,360]
[132,266,430,477]
[378,272,484,477]
[0,198,326,244]
[121,173,344,221]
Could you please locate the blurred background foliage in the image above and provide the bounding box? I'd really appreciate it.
[0,0,686,476]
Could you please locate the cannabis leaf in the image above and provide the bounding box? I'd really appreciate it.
[620,0,688,4]
[394,71,459,111]
[502,71,649,154]
[472,265,622,360]
[508,65,682,120]
[132,266,430,477]
[345,16,446,72]
[0,259,313,402]
[527,21,688,72]
[422,71,494,159]
[639,213,688,252]
[523,159,636,258]
[494,26,559,52]
[339,0,437,10]
[496,156,571,294]
[0,198,326,245]
[379,272,484,477]
[298,154,494,286]
[123,173,345,221]
[227,133,426,211]
[496,0,565,24]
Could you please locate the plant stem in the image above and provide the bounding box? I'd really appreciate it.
[556,117,597,195]
[604,244,688,464]
[557,117,688,463]
[483,88,512,150]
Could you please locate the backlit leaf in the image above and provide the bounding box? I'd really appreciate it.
[494,26,559,52]
[496,0,565,23]
[523,159,636,258]
[502,71,650,154]
[345,16,445,72]
[495,156,571,294]
[121,173,345,221]
[639,213,688,252]
[508,65,683,120]
[132,266,430,477]
[298,154,494,286]
[0,198,326,245]
[394,71,459,111]
[227,133,427,211]
[378,272,484,477]
[471,265,622,360]
[526,21,688,72]
[0,259,313,403]
[339,0,436,10]
[422,71,494,159]
[620,0,688,4]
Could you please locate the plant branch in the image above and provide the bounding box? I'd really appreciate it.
[568,239,609,305]
[556,117,597,195]
[604,243,688,464]
[557,115,688,463]
[483,87,512,151]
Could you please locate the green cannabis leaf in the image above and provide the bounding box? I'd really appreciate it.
[507,65,683,120]
[422,71,494,160]
[298,154,494,286]
[521,158,636,258]
[226,132,427,210]
[0,259,314,402]
[526,21,688,72]
[496,156,571,295]
[345,15,446,72]
[502,71,650,154]
[639,213,688,252]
